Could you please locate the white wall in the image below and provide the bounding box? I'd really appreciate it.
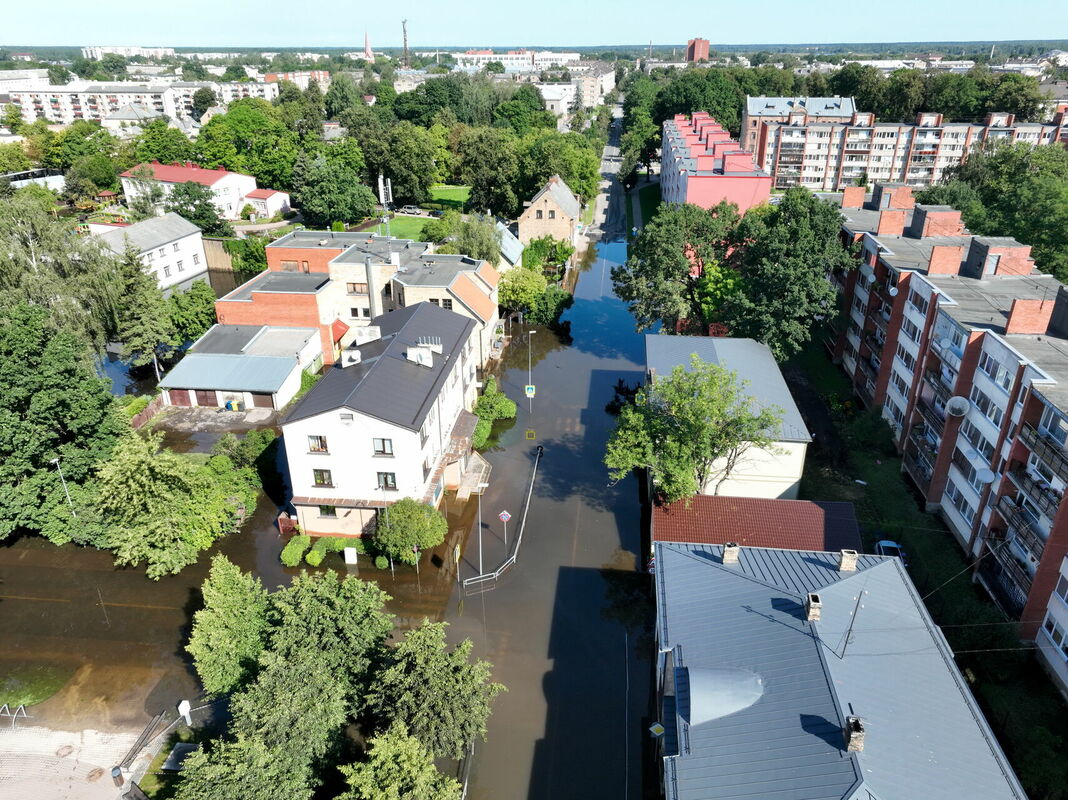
[699,440,808,500]
[137,230,209,291]
[1036,558,1068,699]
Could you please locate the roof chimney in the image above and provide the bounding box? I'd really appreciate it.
[838,549,858,572]
[365,255,381,318]
[876,210,906,237]
[722,542,740,564]
[845,716,865,752]
[1005,299,1055,336]
[841,185,865,209]
[805,592,822,622]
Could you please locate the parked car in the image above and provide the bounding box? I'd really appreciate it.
[874,539,909,566]
[398,205,422,215]
[428,210,444,218]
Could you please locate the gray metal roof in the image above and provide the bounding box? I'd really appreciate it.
[746,96,857,117]
[223,271,330,301]
[393,253,483,288]
[528,175,581,216]
[644,335,811,443]
[283,303,475,431]
[655,542,1027,800]
[97,213,201,256]
[496,221,524,266]
[158,353,296,393]
[105,103,162,121]
[190,324,317,357]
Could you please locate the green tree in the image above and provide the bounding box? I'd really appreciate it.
[604,355,782,502]
[882,68,926,121]
[484,61,505,74]
[186,554,271,696]
[521,235,574,278]
[0,141,31,173]
[43,120,116,171]
[526,284,574,327]
[291,152,376,227]
[925,72,982,120]
[191,87,217,120]
[338,723,461,800]
[116,246,177,379]
[612,201,740,330]
[221,64,248,82]
[516,130,600,203]
[828,62,885,114]
[196,99,299,189]
[719,188,854,360]
[431,213,502,266]
[164,181,233,236]
[459,127,519,216]
[499,265,548,311]
[48,65,71,85]
[620,107,659,173]
[325,73,361,119]
[133,118,193,164]
[63,153,117,201]
[175,735,313,800]
[373,499,448,566]
[368,621,505,759]
[0,305,123,542]
[382,122,437,204]
[986,73,1046,120]
[2,104,23,133]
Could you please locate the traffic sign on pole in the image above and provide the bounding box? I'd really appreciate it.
[498,510,512,523]
[525,384,536,398]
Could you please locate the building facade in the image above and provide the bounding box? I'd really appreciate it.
[660,113,772,213]
[81,46,175,60]
[823,183,1068,697]
[119,161,287,220]
[748,98,1068,191]
[517,175,580,249]
[742,95,858,153]
[685,38,710,63]
[453,49,580,71]
[94,212,208,293]
[264,71,332,90]
[281,303,480,537]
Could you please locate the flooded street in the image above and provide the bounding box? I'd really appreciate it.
[0,110,652,799]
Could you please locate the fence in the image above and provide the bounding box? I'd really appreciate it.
[462,445,544,589]
[130,394,165,429]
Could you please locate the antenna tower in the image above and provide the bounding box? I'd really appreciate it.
[402,19,410,69]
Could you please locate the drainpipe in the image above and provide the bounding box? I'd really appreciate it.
[365,255,380,318]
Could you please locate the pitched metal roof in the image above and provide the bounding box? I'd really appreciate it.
[746,96,857,117]
[158,353,296,393]
[652,496,861,551]
[120,161,240,186]
[655,542,1027,800]
[644,335,811,443]
[97,212,201,255]
[496,220,525,266]
[527,174,581,216]
[282,303,475,431]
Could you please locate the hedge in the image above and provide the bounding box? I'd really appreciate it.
[280,534,311,566]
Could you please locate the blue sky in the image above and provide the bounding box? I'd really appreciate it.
[8,0,1068,48]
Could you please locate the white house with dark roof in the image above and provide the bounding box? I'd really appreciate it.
[645,335,811,499]
[654,541,1027,800]
[94,212,208,293]
[281,303,484,537]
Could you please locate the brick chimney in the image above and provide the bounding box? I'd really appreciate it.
[992,244,1035,277]
[887,185,914,209]
[927,245,964,275]
[911,206,964,238]
[845,717,866,752]
[722,542,740,564]
[805,592,822,622]
[876,210,906,237]
[838,549,858,572]
[1005,299,1055,335]
[841,186,865,209]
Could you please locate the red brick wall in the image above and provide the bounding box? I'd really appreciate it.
[927,245,965,275]
[920,210,964,237]
[1023,509,1068,638]
[887,186,915,209]
[992,245,1034,277]
[841,186,865,209]
[877,209,906,236]
[1005,299,1055,335]
[216,292,337,364]
[266,246,344,273]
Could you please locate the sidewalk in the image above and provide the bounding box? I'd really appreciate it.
[0,725,139,800]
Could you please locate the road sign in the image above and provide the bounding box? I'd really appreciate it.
[498,510,512,523]
[525,429,536,440]
[525,384,536,398]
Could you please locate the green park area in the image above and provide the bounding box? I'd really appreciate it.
[424,184,471,212]
[376,215,426,240]
[0,661,75,707]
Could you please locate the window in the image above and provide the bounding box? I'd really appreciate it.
[192,253,200,265]
[318,505,337,518]
[163,265,172,278]
[1055,575,1068,605]
[429,298,439,306]
[944,480,976,524]
[1042,613,1068,660]
[176,260,184,272]
[373,438,393,456]
[313,468,333,487]
[549,210,556,219]
[891,371,909,398]
[340,413,354,423]
[301,260,309,272]
[951,449,984,493]
[280,260,298,271]
[362,308,371,318]
[960,419,995,460]
[376,471,397,490]
[350,307,361,318]
[173,242,180,253]
[896,343,916,371]
[1041,406,1068,446]
[441,299,453,311]
[969,386,1004,427]
[158,248,165,257]
[347,282,368,295]
[901,317,920,344]
[145,251,154,262]
[978,352,1013,392]
[536,210,543,219]
[308,435,328,453]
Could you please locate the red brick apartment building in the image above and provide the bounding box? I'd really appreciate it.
[823,182,1068,694]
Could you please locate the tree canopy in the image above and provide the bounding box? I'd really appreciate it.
[338,723,461,800]
[604,354,782,502]
[164,181,233,236]
[373,499,448,566]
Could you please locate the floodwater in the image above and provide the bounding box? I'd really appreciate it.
[0,110,653,798]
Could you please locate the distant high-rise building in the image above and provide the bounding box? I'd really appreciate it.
[686,38,710,63]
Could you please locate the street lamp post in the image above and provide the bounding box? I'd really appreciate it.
[476,482,490,575]
[527,330,537,414]
[50,457,75,518]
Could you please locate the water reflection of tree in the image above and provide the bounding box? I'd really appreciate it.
[599,548,654,656]
[495,324,570,374]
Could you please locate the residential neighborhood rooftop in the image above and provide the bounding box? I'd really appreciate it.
[745,95,858,116]
[527,174,581,217]
[158,353,296,393]
[223,271,331,301]
[189,324,318,357]
[97,212,201,255]
[119,161,242,186]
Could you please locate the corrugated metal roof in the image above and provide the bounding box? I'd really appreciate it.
[158,353,296,393]
[97,212,201,255]
[655,542,1027,800]
[645,335,811,443]
[527,174,581,217]
[496,221,524,266]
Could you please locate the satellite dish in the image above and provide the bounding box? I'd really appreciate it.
[945,396,970,417]
[888,286,899,297]
[938,338,953,351]
[977,468,996,485]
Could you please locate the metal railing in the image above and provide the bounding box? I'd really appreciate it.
[924,368,954,406]
[996,495,1048,559]
[463,445,544,588]
[1020,424,1068,482]
[1006,467,1063,522]
[985,534,1034,593]
[915,398,946,433]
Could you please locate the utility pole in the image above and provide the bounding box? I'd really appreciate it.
[402,19,410,69]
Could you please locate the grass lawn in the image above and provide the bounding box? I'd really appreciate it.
[789,342,1068,798]
[376,216,426,241]
[424,184,471,212]
[637,182,661,227]
[0,661,75,707]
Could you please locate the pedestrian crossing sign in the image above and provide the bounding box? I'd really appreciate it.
[525,385,536,398]
[526,429,536,440]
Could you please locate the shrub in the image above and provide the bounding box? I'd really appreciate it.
[330,220,346,232]
[472,417,492,450]
[375,555,389,570]
[280,534,311,566]
[119,394,152,419]
[304,548,324,567]
[474,377,516,423]
[526,285,574,328]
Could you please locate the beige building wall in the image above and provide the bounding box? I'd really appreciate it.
[700,441,808,500]
[518,194,576,246]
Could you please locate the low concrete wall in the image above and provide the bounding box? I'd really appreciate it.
[130,395,165,429]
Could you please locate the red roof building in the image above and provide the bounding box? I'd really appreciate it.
[119,161,237,187]
[651,495,862,553]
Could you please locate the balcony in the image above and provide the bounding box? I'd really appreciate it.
[1020,424,1068,482]
[857,356,879,382]
[903,441,935,492]
[985,532,1034,595]
[923,368,953,405]
[1006,466,1063,521]
[856,380,875,407]
[977,543,1029,618]
[863,330,884,355]
[996,495,1048,559]
[915,397,946,433]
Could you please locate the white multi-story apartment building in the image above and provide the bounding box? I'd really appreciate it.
[81,46,176,60]
[453,49,580,71]
[281,302,481,537]
[94,212,208,293]
[7,81,278,125]
[119,161,289,220]
[746,98,1068,191]
[570,62,616,109]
